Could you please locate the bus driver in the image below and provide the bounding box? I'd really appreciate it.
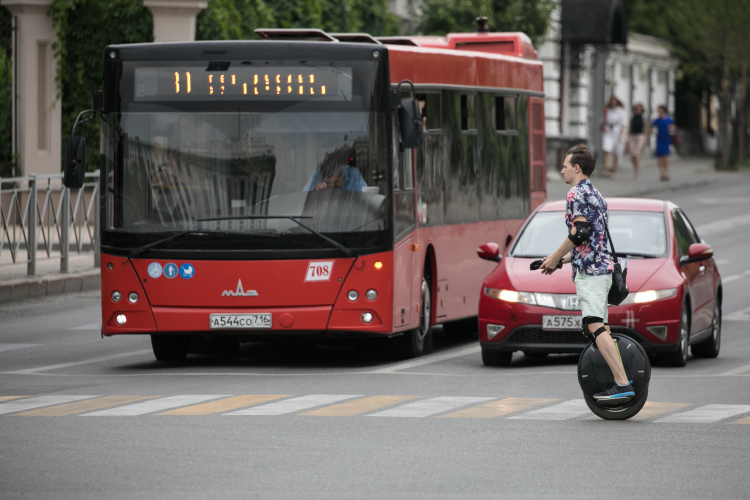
[303,147,367,192]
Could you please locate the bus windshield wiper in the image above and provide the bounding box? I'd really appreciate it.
[196,215,353,258]
[127,229,279,259]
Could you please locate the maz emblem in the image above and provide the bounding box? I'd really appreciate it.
[221,279,258,297]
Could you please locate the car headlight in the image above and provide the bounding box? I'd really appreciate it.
[620,288,677,304]
[485,288,536,305]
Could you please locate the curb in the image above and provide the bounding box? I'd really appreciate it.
[0,269,100,305]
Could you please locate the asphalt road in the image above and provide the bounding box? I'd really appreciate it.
[1,176,750,499]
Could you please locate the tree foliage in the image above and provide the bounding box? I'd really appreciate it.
[414,0,555,47]
[50,0,153,171]
[196,0,400,41]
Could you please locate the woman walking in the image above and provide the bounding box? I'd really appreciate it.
[652,105,676,181]
[626,103,648,180]
[601,96,628,178]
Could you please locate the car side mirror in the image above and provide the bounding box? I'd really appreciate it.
[679,243,713,265]
[64,136,86,188]
[477,242,501,262]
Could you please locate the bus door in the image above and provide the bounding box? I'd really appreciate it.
[393,116,417,327]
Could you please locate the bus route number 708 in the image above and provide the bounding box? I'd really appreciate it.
[305,261,334,282]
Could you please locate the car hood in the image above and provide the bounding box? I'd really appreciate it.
[504,257,668,293]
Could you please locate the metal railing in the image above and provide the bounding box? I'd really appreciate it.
[0,171,100,275]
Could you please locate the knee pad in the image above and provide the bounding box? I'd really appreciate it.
[567,220,590,246]
[582,316,606,342]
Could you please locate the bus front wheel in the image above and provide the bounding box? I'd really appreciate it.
[151,334,190,361]
[391,277,434,359]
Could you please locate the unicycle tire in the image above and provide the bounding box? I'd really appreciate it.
[578,334,651,421]
[584,387,649,420]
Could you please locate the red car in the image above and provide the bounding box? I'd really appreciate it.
[477,198,722,367]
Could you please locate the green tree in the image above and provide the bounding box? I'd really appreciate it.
[50,0,153,172]
[196,0,399,41]
[414,0,555,47]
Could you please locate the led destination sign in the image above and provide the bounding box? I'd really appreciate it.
[134,65,350,101]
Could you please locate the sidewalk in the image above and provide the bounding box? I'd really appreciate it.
[0,254,99,305]
[546,155,749,201]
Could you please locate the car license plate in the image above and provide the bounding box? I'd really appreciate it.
[209,314,272,330]
[542,315,581,331]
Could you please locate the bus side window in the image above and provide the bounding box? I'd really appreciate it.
[394,112,416,238]
[461,94,476,131]
[416,93,442,132]
[495,95,517,131]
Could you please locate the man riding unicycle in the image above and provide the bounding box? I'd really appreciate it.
[540,144,634,402]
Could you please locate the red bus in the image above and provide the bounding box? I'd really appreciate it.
[82,29,546,361]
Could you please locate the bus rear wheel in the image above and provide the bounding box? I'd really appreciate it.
[151,335,190,361]
[391,277,433,359]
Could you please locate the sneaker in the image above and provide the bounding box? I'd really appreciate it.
[593,381,635,401]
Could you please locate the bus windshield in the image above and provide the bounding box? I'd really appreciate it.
[102,58,391,256]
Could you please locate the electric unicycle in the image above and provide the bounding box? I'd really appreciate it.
[577,333,651,420]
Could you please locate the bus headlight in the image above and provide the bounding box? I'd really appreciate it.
[111,291,122,302]
[347,290,359,301]
[128,292,139,304]
[484,288,536,305]
[366,289,378,300]
[361,312,373,324]
[115,314,127,325]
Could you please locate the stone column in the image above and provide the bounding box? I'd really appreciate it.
[142,0,207,43]
[1,0,60,177]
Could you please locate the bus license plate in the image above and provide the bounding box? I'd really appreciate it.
[542,315,581,331]
[209,314,272,330]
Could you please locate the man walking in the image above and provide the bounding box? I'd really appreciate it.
[540,144,634,401]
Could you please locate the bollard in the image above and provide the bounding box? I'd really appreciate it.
[60,186,69,273]
[27,174,36,275]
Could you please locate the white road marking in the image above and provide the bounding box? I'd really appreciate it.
[695,213,750,236]
[0,395,96,415]
[722,270,750,285]
[724,306,750,321]
[0,343,40,353]
[2,349,153,374]
[367,345,481,374]
[697,197,750,205]
[368,396,493,417]
[508,399,590,420]
[225,395,361,415]
[65,322,101,331]
[656,404,750,423]
[82,395,228,416]
[717,363,750,377]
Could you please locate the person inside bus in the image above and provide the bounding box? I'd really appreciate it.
[303,148,367,192]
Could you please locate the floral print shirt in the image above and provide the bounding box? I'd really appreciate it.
[565,179,614,281]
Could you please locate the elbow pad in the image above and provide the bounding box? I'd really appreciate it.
[568,221,590,246]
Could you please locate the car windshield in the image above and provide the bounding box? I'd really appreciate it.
[511,210,668,258]
[101,59,391,254]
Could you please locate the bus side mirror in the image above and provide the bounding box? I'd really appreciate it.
[64,136,86,188]
[477,242,502,262]
[398,97,424,149]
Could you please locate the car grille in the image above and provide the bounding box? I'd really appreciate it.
[505,326,647,345]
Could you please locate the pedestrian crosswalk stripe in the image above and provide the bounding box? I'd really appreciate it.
[301,395,421,416]
[440,398,558,418]
[0,396,26,403]
[508,399,590,420]
[156,395,291,416]
[225,395,361,416]
[655,404,750,424]
[13,396,158,416]
[729,414,750,424]
[0,395,96,415]
[626,402,692,421]
[368,396,493,418]
[82,395,229,416]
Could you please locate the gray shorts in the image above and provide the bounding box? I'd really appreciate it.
[574,269,612,323]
